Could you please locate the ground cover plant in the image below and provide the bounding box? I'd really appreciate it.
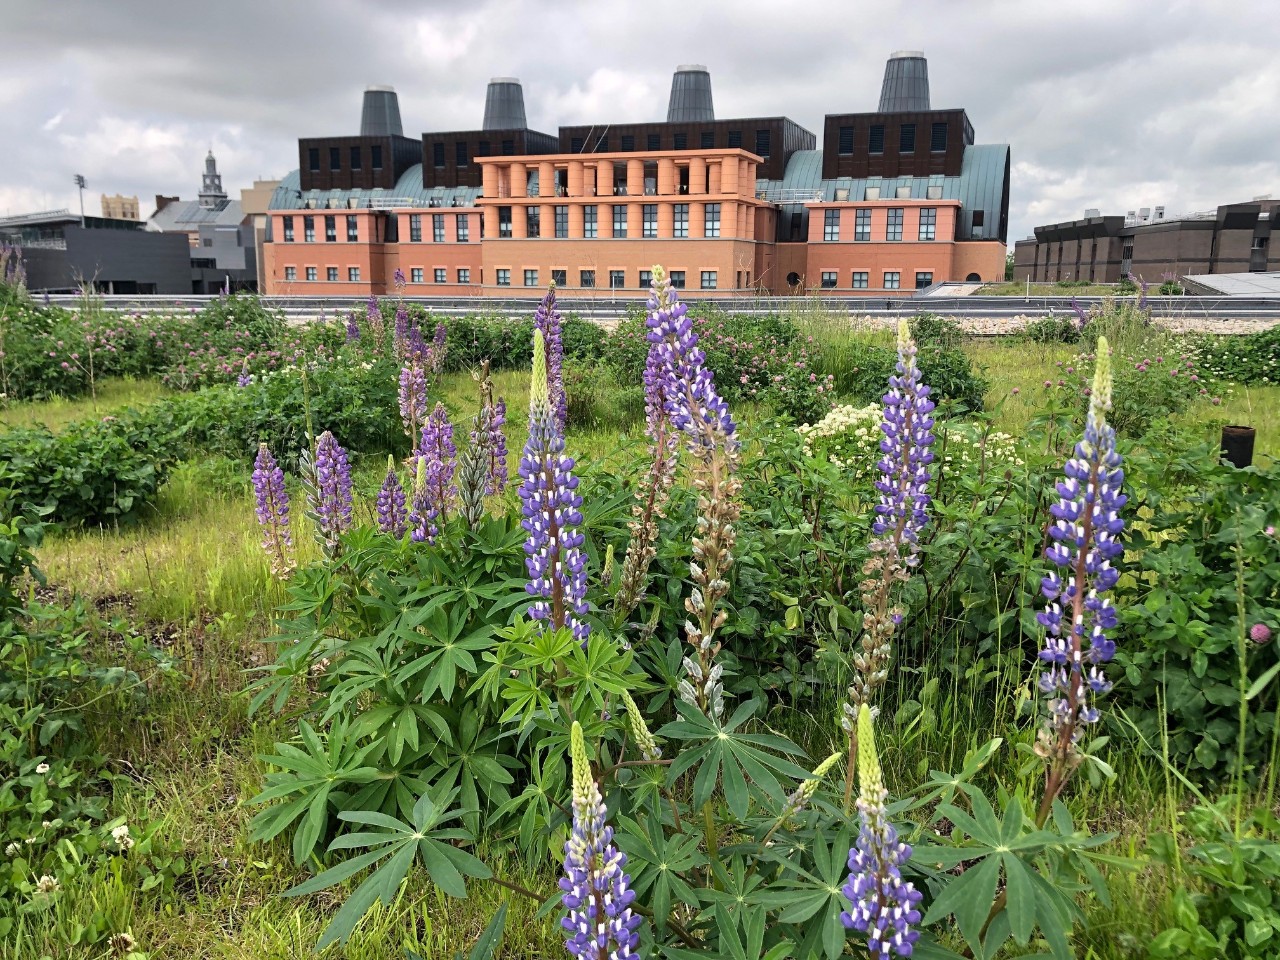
[0,273,1278,959]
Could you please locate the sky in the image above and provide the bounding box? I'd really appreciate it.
[2,0,1278,246]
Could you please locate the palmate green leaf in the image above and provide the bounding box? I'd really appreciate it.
[759,827,850,960]
[615,813,704,933]
[922,853,1000,951]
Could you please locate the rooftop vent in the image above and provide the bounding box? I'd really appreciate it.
[360,86,403,138]
[878,51,930,112]
[667,64,715,123]
[483,78,527,131]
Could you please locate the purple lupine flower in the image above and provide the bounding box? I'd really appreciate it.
[393,267,406,289]
[1130,273,1151,312]
[404,323,430,364]
[398,361,428,443]
[560,722,643,959]
[364,294,386,345]
[430,322,448,375]
[1070,296,1088,330]
[871,319,936,558]
[376,458,407,538]
[345,312,361,342]
[393,304,409,355]
[1035,337,1125,801]
[311,430,353,545]
[408,403,456,543]
[841,705,923,958]
[252,443,294,575]
[533,285,567,431]
[518,329,589,644]
[487,397,508,494]
[645,268,736,454]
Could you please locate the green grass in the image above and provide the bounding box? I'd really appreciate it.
[0,376,174,432]
[981,281,1131,297]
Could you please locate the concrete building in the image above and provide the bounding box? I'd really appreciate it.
[1013,196,1280,283]
[100,194,140,220]
[262,54,1009,297]
[0,210,191,293]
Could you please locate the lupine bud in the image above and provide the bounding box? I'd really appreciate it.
[252,443,294,575]
[783,751,842,817]
[534,285,567,432]
[620,690,661,762]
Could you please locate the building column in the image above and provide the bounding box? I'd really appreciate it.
[721,158,738,195]
[482,163,498,198]
[509,162,526,198]
[689,157,707,195]
[708,160,722,195]
[721,201,737,238]
[511,203,527,239]
[567,161,584,197]
[569,203,584,238]
[541,203,554,238]
[690,201,705,238]
[596,161,613,198]
[538,162,554,198]
[657,158,675,196]
[627,159,643,197]
[629,202,643,238]
[658,201,674,238]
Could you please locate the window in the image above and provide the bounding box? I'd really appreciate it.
[476,140,491,157]
[457,268,470,284]
[349,267,361,282]
[551,269,567,286]
[326,267,338,281]
[864,185,881,200]
[884,271,901,290]
[704,203,720,237]
[433,214,445,243]
[304,216,315,242]
[349,146,362,170]
[673,203,689,237]
[524,269,539,287]
[701,270,717,289]
[899,123,916,153]
[971,209,985,239]
[411,267,424,283]
[456,142,468,167]
[554,205,568,238]
[915,271,934,289]
[496,269,511,286]
[609,270,625,288]
[824,208,841,241]
[613,204,627,238]
[930,122,948,152]
[456,215,469,242]
[727,130,742,148]
[283,216,295,242]
[821,271,837,288]
[526,207,540,238]
[433,142,445,167]
[643,204,658,238]
[855,209,871,242]
[284,266,296,281]
[639,269,653,288]
[308,148,320,172]
[596,136,609,152]
[498,206,512,239]
[346,215,358,242]
[329,146,340,171]
[887,208,904,241]
[621,135,635,151]
[502,139,515,155]
[868,124,885,154]
[371,145,382,169]
[570,136,584,153]
[580,269,595,288]
[434,268,447,283]
[669,271,686,288]
[409,214,422,242]
[305,266,317,281]
[700,131,715,148]
[673,132,687,149]
[852,271,869,289]
[926,184,943,200]
[324,215,336,242]
[755,129,771,157]
[918,208,936,241]
[647,133,661,150]
[583,205,598,238]
[838,126,854,155]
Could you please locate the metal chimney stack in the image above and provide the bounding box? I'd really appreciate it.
[877,51,930,112]
[483,78,527,130]
[667,65,715,123]
[360,85,404,137]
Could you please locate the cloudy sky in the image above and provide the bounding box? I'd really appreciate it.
[2,0,1277,245]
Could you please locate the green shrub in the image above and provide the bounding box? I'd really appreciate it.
[1194,327,1280,385]
[1158,280,1184,296]
[1022,315,1082,344]
[909,312,965,350]
[826,340,988,411]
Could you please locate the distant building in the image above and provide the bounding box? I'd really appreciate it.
[263,55,1010,297]
[146,151,260,293]
[1013,196,1280,282]
[0,209,191,293]
[100,194,140,220]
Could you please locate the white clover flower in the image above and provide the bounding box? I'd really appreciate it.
[35,875,59,894]
[111,824,135,850]
[5,842,20,856]
[34,763,50,775]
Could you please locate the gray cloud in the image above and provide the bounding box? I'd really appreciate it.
[1,0,1277,243]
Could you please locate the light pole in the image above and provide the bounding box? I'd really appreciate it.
[74,174,86,225]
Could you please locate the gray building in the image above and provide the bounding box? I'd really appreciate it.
[0,210,191,294]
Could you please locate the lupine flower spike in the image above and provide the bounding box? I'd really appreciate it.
[252,443,294,575]
[1034,336,1125,820]
[560,721,643,959]
[310,431,353,549]
[345,312,361,342]
[621,690,661,762]
[782,751,843,819]
[841,706,923,958]
[398,360,428,444]
[457,404,494,529]
[518,329,589,645]
[430,322,448,375]
[365,295,386,348]
[533,284,567,432]
[472,361,508,494]
[376,456,408,538]
[409,403,457,543]
[393,303,409,355]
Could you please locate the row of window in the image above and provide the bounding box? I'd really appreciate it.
[497,203,722,239]
[815,270,934,290]
[430,139,521,167]
[307,145,384,174]
[407,213,470,242]
[278,266,723,289]
[279,214,473,243]
[836,122,949,157]
[564,129,772,157]
[282,266,476,284]
[823,207,937,242]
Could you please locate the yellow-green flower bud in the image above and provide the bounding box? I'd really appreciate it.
[621,690,661,761]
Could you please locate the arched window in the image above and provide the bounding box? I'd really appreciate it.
[965,272,981,282]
